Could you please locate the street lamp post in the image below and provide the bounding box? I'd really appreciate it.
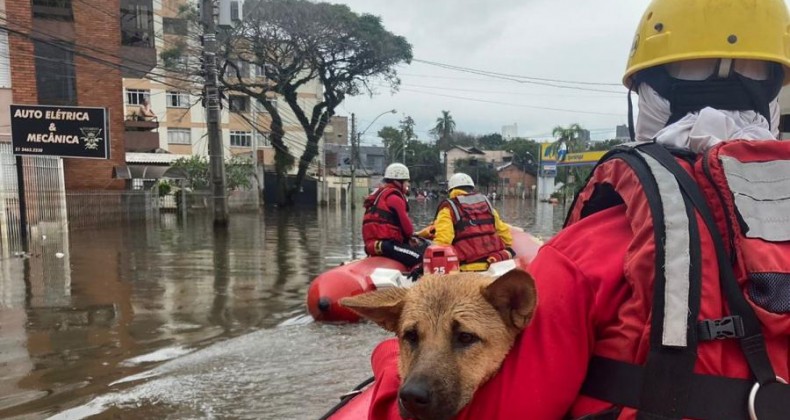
[350,109,396,209]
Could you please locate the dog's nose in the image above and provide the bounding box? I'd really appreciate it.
[399,381,432,417]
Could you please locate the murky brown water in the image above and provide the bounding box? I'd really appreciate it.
[0,198,565,419]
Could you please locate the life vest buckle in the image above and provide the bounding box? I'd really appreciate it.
[748,376,788,420]
[697,315,745,341]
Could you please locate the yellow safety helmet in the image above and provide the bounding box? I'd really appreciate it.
[624,0,790,88]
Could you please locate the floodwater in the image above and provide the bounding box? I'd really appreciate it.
[0,198,566,419]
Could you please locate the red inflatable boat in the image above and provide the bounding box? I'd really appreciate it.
[306,228,543,323]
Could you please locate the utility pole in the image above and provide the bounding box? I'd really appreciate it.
[251,100,258,205]
[202,0,229,226]
[350,113,357,209]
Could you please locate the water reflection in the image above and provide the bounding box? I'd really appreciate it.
[0,199,566,418]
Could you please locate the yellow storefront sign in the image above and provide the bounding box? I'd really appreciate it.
[540,142,606,165]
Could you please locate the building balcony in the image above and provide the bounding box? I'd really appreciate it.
[120,41,157,79]
[124,130,159,152]
[125,118,159,131]
[124,117,159,152]
[120,0,156,78]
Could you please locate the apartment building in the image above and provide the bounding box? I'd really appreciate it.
[121,0,325,177]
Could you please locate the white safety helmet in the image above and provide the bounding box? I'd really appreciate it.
[448,173,475,191]
[384,163,410,181]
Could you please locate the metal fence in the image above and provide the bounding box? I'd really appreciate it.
[159,189,260,213]
[0,142,67,256]
[1,143,161,255]
[65,190,159,230]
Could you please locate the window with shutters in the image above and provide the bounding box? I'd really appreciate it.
[35,41,77,105]
[0,30,10,88]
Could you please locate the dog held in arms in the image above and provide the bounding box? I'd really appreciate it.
[341,268,537,420]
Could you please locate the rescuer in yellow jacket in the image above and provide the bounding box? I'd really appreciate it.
[419,173,514,271]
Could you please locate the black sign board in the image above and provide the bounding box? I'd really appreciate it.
[10,104,110,159]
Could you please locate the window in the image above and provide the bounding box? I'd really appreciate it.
[255,133,270,147]
[163,54,189,71]
[162,17,187,35]
[32,0,73,21]
[255,63,276,77]
[0,30,11,88]
[167,128,191,145]
[121,4,154,47]
[166,91,190,108]
[228,95,249,113]
[126,89,150,105]
[230,131,252,147]
[35,41,76,105]
[229,60,250,78]
[256,97,277,111]
[230,0,240,22]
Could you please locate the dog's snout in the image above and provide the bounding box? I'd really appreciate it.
[399,381,432,417]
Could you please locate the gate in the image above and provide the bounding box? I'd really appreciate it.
[0,141,67,256]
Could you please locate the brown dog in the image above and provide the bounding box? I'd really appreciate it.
[340,268,537,420]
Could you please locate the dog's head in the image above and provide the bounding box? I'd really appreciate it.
[341,268,537,420]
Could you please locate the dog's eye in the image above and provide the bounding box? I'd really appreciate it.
[402,329,419,346]
[456,332,480,347]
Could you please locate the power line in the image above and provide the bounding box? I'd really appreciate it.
[384,82,623,98]
[397,87,624,116]
[413,58,623,87]
[411,59,625,94]
[0,20,200,88]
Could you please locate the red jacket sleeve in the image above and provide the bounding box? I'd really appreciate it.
[386,194,414,238]
[367,205,633,419]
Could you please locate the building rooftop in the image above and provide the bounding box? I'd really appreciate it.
[125,152,190,165]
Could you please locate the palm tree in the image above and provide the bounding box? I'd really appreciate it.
[547,123,590,201]
[546,123,587,159]
[431,110,456,151]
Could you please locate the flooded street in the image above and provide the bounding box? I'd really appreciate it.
[0,199,565,419]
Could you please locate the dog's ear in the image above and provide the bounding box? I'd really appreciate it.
[482,268,538,331]
[340,288,408,332]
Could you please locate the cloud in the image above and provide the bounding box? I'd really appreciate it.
[334,0,653,141]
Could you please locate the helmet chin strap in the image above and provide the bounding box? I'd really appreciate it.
[389,180,406,193]
[717,58,733,79]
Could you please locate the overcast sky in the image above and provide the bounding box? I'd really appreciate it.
[331,0,652,144]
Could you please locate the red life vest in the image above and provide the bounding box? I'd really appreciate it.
[438,193,506,264]
[362,186,408,248]
[567,141,790,419]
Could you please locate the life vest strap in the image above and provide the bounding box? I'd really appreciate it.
[639,143,777,386]
[582,356,790,420]
[697,316,746,341]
